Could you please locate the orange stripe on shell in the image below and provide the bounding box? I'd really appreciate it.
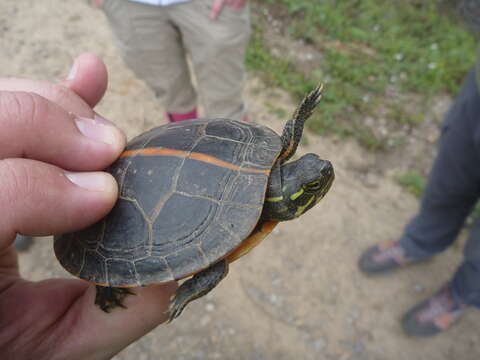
[120,148,270,175]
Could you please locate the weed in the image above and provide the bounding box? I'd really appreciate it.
[396,171,427,197]
[248,0,477,149]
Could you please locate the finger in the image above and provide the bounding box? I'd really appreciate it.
[0,54,108,117]
[58,283,178,359]
[0,78,93,119]
[210,0,226,19]
[0,158,118,241]
[60,53,108,108]
[0,91,125,170]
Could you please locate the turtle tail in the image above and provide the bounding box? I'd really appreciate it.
[278,84,323,163]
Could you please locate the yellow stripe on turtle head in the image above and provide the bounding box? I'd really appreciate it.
[290,188,304,200]
[266,195,284,202]
[295,195,315,217]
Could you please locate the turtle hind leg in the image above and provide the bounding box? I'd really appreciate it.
[168,260,229,322]
[95,285,135,313]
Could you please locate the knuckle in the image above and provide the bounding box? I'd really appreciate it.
[0,159,29,208]
[47,84,74,107]
[0,91,50,129]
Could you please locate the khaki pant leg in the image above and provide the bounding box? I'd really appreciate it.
[170,0,251,120]
[102,0,197,113]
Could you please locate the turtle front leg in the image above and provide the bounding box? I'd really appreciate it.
[168,260,229,322]
[95,285,135,313]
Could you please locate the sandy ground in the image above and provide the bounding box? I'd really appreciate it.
[1,1,480,359]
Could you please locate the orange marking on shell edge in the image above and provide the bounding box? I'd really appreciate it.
[75,222,278,287]
[81,219,277,286]
[225,221,279,264]
[120,147,270,175]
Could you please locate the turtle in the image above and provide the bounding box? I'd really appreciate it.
[54,85,334,322]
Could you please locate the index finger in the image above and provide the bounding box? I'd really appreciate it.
[0,91,125,171]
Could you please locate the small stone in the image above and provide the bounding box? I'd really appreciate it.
[311,338,327,351]
[269,293,281,305]
[200,315,211,326]
[353,341,365,353]
[363,173,380,188]
[414,284,425,293]
[205,303,215,312]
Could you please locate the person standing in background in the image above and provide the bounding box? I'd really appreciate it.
[96,0,251,123]
[358,0,480,338]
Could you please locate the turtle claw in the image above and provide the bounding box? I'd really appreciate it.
[95,286,135,313]
[167,295,190,323]
[166,260,229,323]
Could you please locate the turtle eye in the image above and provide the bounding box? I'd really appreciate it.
[305,179,322,192]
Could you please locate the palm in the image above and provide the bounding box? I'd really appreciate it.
[0,265,90,359]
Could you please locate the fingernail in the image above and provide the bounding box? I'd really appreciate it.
[65,172,114,192]
[75,115,125,147]
[67,60,78,81]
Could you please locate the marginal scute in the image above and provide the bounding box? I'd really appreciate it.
[134,257,173,285]
[55,233,85,277]
[165,245,209,280]
[80,250,106,284]
[106,259,138,286]
[199,225,237,263]
[216,204,260,235]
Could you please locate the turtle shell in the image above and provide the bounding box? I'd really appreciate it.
[54,119,282,287]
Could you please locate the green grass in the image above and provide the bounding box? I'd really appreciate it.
[247,0,477,148]
[396,171,427,197]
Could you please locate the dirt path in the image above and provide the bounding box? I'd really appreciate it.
[2,1,479,359]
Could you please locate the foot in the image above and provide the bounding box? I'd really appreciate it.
[166,109,198,123]
[402,283,466,337]
[358,240,429,275]
[95,286,135,313]
[168,260,228,322]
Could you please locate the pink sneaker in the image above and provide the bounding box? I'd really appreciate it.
[166,109,198,123]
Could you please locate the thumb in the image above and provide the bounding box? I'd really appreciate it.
[60,53,108,108]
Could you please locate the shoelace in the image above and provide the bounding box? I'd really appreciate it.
[417,289,461,323]
[373,244,405,263]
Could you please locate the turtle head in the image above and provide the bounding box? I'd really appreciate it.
[262,153,334,221]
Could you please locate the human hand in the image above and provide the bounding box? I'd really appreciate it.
[0,54,178,360]
[210,0,247,20]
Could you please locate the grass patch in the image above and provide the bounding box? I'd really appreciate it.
[396,171,427,197]
[247,0,477,148]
